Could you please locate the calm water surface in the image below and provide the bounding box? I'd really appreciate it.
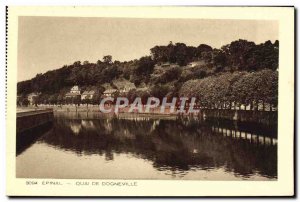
[16,112,277,180]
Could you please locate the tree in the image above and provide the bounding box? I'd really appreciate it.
[158,67,182,84]
[221,39,255,71]
[96,60,102,66]
[49,94,58,105]
[103,55,112,64]
[174,43,188,66]
[179,71,278,110]
[100,65,121,83]
[150,46,169,63]
[131,56,156,85]
[139,90,151,105]
[65,97,72,105]
[73,61,81,67]
[230,70,278,110]
[71,96,81,106]
[127,89,138,103]
[83,95,91,106]
[135,56,155,76]
[57,94,64,105]
[150,84,171,101]
[213,49,227,72]
[21,98,30,107]
[197,44,213,53]
[193,69,207,79]
[92,93,101,105]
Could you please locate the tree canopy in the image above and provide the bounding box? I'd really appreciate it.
[180,69,278,108]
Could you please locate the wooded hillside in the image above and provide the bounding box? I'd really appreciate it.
[17,39,279,107]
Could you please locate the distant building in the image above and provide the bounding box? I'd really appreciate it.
[103,89,117,97]
[120,86,135,94]
[161,62,171,67]
[81,90,95,100]
[27,92,40,105]
[187,61,203,67]
[136,87,149,92]
[70,85,80,94]
[65,85,81,98]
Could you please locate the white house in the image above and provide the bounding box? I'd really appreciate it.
[70,86,80,94]
[81,90,95,100]
[103,89,117,97]
[120,86,135,94]
[65,85,81,98]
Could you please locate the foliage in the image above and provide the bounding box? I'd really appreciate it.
[180,69,278,108]
[155,66,182,84]
[231,69,278,107]
[103,55,113,64]
[150,84,172,101]
[17,39,279,109]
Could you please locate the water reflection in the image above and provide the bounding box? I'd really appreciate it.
[21,112,277,180]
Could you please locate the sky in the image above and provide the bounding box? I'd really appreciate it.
[17,17,278,81]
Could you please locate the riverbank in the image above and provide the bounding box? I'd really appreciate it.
[18,105,277,127]
[22,105,182,114]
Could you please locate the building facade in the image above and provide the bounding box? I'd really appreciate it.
[65,85,81,98]
[81,90,95,100]
[103,89,117,97]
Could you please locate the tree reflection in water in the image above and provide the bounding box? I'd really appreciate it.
[36,112,277,179]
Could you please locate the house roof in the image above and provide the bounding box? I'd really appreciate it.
[82,90,95,95]
[65,92,81,96]
[103,89,117,94]
[71,85,80,90]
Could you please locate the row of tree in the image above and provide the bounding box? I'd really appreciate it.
[179,69,278,110]
[18,92,103,107]
[18,68,278,111]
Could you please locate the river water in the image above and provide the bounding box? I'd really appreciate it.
[16,112,277,180]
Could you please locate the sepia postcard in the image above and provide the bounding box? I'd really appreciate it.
[6,6,294,197]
